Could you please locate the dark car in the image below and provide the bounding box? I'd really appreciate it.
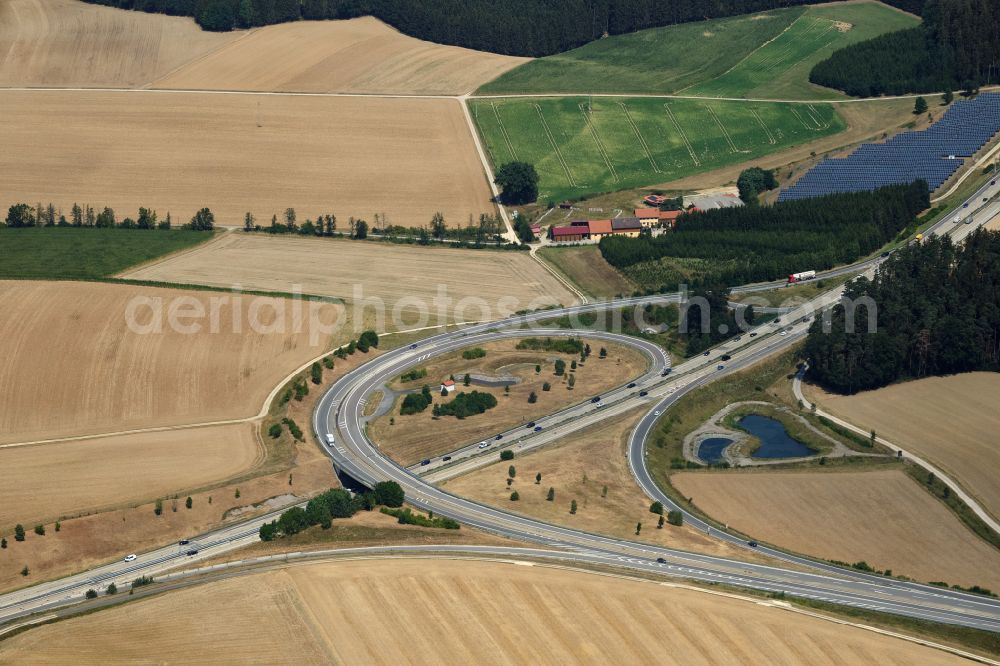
[720,354,731,361]
[748,540,758,548]
[178,539,190,546]
[734,336,742,341]
[639,390,648,397]
[774,318,781,324]
[409,343,418,349]
[660,369,671,377]
[717,365,725,370]
[749,332,758,338]
[495,434,503,440]
[702,351,710,356]
[591,396,602,403]
[656,557,667,564]
[442,455,452,461]
[964,202,969,208]
[526,422,536,429]
[186,549,199,556]
[881,251,891,258]
[420,459,431,466]
[534,426,543,432]
[627,382,637,388]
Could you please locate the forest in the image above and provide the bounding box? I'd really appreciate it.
[81,0,923,56]
[598,181,929,289]
[805,229,1000,393]
[810,0,999,96]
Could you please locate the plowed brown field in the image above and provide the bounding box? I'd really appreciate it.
[810,372,1000,520]
[671,469,1000,590]
[154,16,526,95]
[0,280,342,444]
[0,0,238,88]
[0,560,963,664]
[120,233,576,314]
[0,90,494,227]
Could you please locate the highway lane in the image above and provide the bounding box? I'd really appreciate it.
[309,281,1000,630]
[2,175,998,629]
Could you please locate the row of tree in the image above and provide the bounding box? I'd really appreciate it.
[805,229,1000,394]
[82,0,922,56]
[598,181,930,288]
[3,202,215,231]
[810,0,999,96]
[244,208,516,247]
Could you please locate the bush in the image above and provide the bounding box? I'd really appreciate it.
[14,524,25,542]
[373,481,405,508]
[282,418,304,442]
[310,362,323,385]
[381,507,460,529]
[400,385,434,415]
[462,347,487,360]
[132,575,155,588]
[399,368,427,382]
[495,162,539,205]
[649,501,664,515]
[510,491,520,501]
[500,450,514,461]
[436,391,497,419]
[542,382,551,391]
[516,337,583,354]
[268,423,282,438]
[33,525,44,536]
[528,391,538,403]
[85,589,98,599]
[667,510,683,526]
[106,582,117,595]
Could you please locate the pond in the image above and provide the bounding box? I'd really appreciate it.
[737,414,815,459]
[698,437,733,464]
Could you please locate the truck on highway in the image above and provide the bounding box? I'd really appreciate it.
[325,433,336,446]
[787,270,816,284]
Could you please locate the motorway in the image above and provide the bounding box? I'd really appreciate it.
[1,176,999,630]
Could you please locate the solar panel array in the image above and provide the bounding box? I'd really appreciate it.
[779,93,1000,202]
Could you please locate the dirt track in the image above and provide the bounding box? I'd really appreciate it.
[811,372,1000,521]
[0,559,964,664]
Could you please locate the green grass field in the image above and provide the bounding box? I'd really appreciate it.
[683,3,919,100]
[477,2,917,99]
[0,228,213,279]
[472,96,845,203]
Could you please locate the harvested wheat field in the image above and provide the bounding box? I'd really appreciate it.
[0,0,238,88]
[0,280,343,444]
[0,559,963,665]
[154,16,526,95]
[372,339,648,465]
[810,372,1000,520]
[671,469,1000,590]
[121,233,576,316]
[443,409,772,564]
[0,423,258,529]
[0,90,493,227]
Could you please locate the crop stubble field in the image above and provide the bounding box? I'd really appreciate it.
[0,559,963,665]
[472,96,845,203]
[0,424,258,529]
[671,469,1000,590]
[0,280,343,444]
[0,0,238,88]
[810,372,1000,520]
[121,233,576,315]
[153,16,526,95]
[0,90,494,228]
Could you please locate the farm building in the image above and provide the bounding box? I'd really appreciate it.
[440,379,456,393]
[611,217,642,237]
[633,207,694,229]
[588,219,614,240]
[550,226,588,242]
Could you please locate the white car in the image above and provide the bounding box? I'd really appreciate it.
[477,441,489,449]
[654,410,662,416]
[780,331,787,336]
[124,554,137,562]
